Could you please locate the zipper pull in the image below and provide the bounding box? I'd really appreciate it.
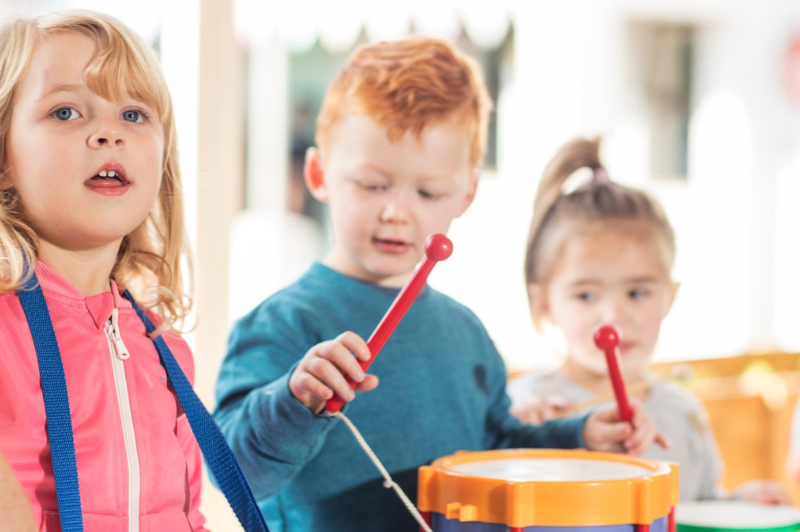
[111,308,131,360]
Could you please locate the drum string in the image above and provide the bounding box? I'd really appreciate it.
[329,411,434,532]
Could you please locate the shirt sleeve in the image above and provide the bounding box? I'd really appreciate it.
[690,399,725,500]
[212,302,341,500]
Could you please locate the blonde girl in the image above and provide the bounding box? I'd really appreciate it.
[508,137,789,504]
[0,10,208,531]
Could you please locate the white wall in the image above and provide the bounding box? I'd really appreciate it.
[433,0,800,371]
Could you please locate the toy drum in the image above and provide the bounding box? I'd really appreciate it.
[675,501,800,532]
[418,449,679,531]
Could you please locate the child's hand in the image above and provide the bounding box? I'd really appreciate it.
[583,398,670,454]
[289,332,379,414]
[733,480,792,505]
[511,395,572,424]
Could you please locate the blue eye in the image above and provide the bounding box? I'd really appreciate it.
[357,181,385,192]
[629,288,649,299]
[51,107,80,121]
[121,109,145,123]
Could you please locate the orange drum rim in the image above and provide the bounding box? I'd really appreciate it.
[418,448,679,528]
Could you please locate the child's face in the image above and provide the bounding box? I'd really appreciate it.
[534,225,677,377]
[306,113,477,287]
[3,32,163,256]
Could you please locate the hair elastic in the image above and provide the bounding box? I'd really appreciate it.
[592,167,611,184]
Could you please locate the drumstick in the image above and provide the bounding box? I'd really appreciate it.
[593,324,632,422]
[325,233,454,413]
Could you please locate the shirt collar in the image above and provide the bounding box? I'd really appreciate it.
[35,261,130,329]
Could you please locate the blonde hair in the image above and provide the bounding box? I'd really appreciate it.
[525,137,675,315]
[315,36,493,171]
[0,10,193,329]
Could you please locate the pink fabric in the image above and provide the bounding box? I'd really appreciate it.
[0,263,208,532]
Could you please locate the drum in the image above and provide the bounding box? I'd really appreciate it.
[676,500,800,532]
[418,448,679,531]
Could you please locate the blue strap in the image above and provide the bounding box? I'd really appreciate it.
[17,275,84,532]
[17,272,271,532]
[123,291,271,532]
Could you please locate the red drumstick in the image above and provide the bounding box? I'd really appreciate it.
[325,233,454,413]
[593,324,632,423]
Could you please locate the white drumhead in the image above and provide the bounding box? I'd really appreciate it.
[446,458,651,482]
[676,501,800,529]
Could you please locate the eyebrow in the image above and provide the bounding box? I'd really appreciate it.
[568,280,602,288]
[567,277,660,288]
[38,83,86,100]
[624,276,660,284]
[38,83,150,108]
[417,174,452,183]
[359,163,390,176]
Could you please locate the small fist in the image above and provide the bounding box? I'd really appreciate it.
[733,480,792,505]
[289,331,379,413]
[583,398,670,455]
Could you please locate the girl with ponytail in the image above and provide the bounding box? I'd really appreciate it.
[508,137,789,504]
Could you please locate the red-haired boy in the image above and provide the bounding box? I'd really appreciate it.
[214,37,665,532]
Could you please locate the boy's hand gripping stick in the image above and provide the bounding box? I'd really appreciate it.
[593,324,633,423]
[325,233,454,413]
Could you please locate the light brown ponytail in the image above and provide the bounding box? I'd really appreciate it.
[524,136,675,288]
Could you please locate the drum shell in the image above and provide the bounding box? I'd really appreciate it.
[418,449,680,530]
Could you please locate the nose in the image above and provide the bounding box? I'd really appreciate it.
[88,119,125,148]
[380,190,410,224]
[600,298,632,328]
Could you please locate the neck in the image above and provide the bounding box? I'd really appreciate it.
[37,240,121,297]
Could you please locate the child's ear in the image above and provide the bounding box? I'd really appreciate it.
[662,281,680,318]
[456,170,480,217]
[527,283,549,325]
[303,147,328,202]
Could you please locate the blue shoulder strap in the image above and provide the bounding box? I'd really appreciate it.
[17,274,84,532]
[17,272,270,532]
[123,290,270,532]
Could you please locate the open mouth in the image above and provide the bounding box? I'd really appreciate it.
[86,168,129,187]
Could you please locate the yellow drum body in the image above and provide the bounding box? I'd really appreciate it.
[418,449,680,531]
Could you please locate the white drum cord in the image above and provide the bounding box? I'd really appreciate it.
[329,411,434,532]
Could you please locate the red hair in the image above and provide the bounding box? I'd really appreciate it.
[316,36,492,170]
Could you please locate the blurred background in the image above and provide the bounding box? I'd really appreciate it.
[4,0,800,527]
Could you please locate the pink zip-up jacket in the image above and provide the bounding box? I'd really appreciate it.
[0,263,209,532]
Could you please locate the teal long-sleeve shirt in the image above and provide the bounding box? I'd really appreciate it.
[213,262,587,532]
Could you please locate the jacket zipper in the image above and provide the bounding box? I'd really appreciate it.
[106,311,139,532]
